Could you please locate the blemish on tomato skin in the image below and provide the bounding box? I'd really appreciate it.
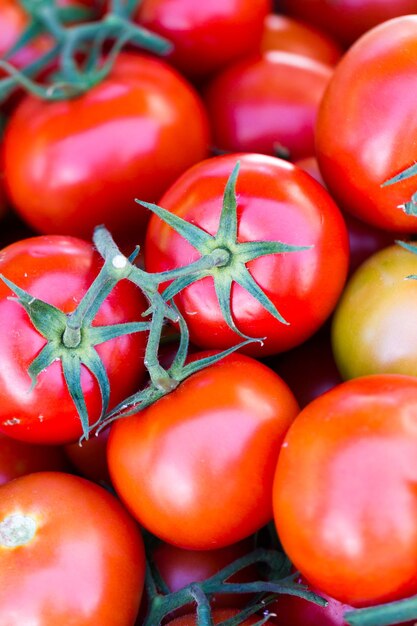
[2,418,20,426]
[0,513,37,548]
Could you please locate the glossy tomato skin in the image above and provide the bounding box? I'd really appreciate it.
[278,0,417,47]
[273,374,417,607]
[260,14,342,66]
[0,235,147,445]
[316,16,417,233]
[145,153,349,357]
[3,52,210,244]
[331,245,417,380]
[0,471,145,625]
[135,0,272,79]
[204,51,333,161]
[108,353,299,550]
[0,432,71,485]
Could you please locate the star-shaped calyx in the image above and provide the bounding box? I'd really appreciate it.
[137,161,312,342]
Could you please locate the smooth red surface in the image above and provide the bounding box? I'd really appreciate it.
[0,235,147,445]
[3,52,210,244]
[135,0,272,78]
[145,153,349,356]
[204,51,333,160]
[0,472,145,624]
[316,16,417,233]
[108,353,299,550]
[274,374,417,607]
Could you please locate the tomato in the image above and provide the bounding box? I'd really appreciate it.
[107,353,299,550]
[316,16,417,233]
[331,244,417,380]
[273,374,417,607]
[260,14,342,66]
[0,235,147,445]
[64,427,111,484]
[134,0,272,79]
[145,153,349,356]
[278,0,417,47]
[165,608,271,625]
[0,471,145,624]
[204,51,332,161]
[2,52,210,245]
[0,432,70,485]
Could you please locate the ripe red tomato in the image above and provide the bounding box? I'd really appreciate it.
[134,0,272,78]
[145,153,349,356]
[204,51,332,161]
[0,471,146,624]
[273,374,417,607]
[107,353,299,550]
[2,52,210,244]
[0,235,147,445]
[0,432,71,485]
[278,0,417,47]
[260,14,342,66]
[64,427,111,484]
[316,16,417,233]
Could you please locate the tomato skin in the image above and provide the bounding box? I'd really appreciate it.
[0,471,145,625]
[331,245,417,380]
[204,51,332,161]
[278,0,417,47]
[2,52,210,244]
[260,14,342,66]
[64,427,111,484]
[0,432,70,485]
[145,153,349,356]
[135,0,272,79]
[273,374,417,607]
[316,16,417,233]
[107,353,299,550]
[0,235,147,445]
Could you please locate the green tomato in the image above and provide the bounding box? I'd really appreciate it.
[332,244,417,379]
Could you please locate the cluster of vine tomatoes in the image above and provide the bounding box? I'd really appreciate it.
[1,1,417,625]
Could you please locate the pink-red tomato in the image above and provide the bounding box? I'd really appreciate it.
[0,471,145,624]
[260,14,342,65]
[0,235,147,445]
[64,427,111,484]
[145,153,349,356]
[134,0,272,79]
[107,353,299,550]
[2,52,210,245]
[204,51,333,161]
[316,16,417,233]
[278,0,417,47]
[0,432,71,485]
[273,374,417,607]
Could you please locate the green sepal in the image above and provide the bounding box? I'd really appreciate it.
[61,352,89,438]
[88,321,150,344]
[344,594,417,626]
[0,274,67,339]
[27,342,60,390]
[382,163,417,187]
[213,271,258,340]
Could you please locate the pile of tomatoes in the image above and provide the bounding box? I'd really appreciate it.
[1,1,417,625]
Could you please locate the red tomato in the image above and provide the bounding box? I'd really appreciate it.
[166,608,267,625]
[260,14,342,66]
[204,51,332,161]
[273,374,417,607]
[0,471,145,624]
[107,353,299,550]
[278,0,417,47]
[134,0,272,79]
[0,235,147,445]
[2,52,210,244]
[0,432,70,485]
[145,153,349,356]
[316,16,417,233]
[64,427,111,484]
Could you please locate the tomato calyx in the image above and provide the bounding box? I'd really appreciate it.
[138,161,313,342]
[382,163,417,217]
[143,543,326,626]
[0,0,173,102]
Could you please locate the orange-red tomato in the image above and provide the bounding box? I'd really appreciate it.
[0,471,146,624]
[108,353,299,550]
